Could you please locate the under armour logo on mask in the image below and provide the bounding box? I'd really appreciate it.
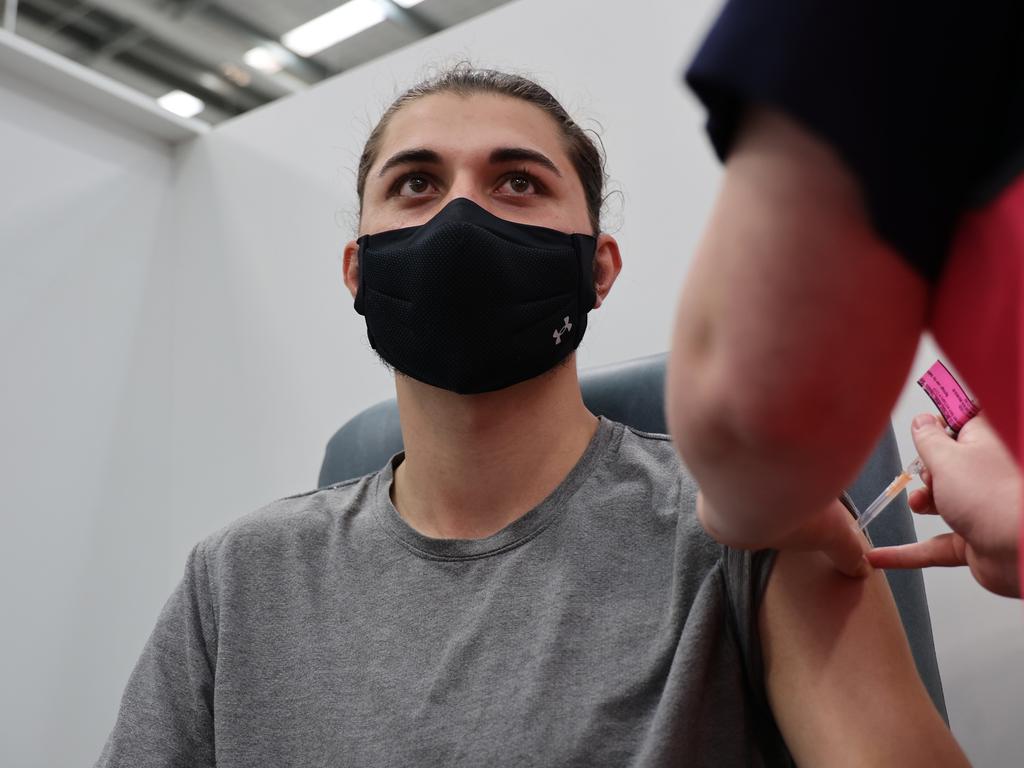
[552,316,573,345]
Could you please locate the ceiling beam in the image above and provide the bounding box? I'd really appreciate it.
[18,0,264,114]
[74,0,304,99]
[201,1,331,83]
[378,0,441,37]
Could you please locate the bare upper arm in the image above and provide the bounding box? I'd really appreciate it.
[760,549,968,767]
[672,107,928,441]
[667,106,930,541]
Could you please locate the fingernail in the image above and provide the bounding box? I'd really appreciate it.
[912,414,934,431]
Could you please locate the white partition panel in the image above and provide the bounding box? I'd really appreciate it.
[0,68,178,766]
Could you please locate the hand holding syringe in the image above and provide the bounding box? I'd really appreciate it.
[855,361,978,532]
[865,413,1022,597]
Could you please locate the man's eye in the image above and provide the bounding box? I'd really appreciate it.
[497,173,538,196]
[396,174,436,197]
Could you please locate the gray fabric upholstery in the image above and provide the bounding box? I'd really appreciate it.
[318,352,946,719]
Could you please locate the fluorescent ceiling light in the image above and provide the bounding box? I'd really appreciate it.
[392,0,426,7]
[157,90,204,119]
[282,0,387,57]
[244,46,284,74]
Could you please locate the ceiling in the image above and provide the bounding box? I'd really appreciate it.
[5,0,514,124]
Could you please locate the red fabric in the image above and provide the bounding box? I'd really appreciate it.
[930,173,1024,588]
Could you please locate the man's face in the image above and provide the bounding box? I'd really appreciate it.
[342,90,620,352]
[358,92,593,237]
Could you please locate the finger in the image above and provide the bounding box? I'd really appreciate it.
[866,533,967,570]
[919,467,932,488]
[912,413,957,467]
[907,488,937,514]
[774,500,869,577]
[823,528,871,578]
[957,413,992,441]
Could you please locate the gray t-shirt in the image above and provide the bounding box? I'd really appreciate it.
[96,418,792,767]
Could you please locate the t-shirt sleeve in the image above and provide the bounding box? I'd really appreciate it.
[94,542,218,768]
[721,546,793,765]
[719,492,863,764]
[684,0,1022,282]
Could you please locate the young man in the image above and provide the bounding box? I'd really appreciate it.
[95,68,965,767]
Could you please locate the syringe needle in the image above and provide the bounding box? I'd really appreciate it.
[856,457,925,531]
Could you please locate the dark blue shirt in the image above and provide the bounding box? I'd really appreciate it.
[686,0,1024,281]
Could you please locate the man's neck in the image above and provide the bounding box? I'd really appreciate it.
[391,359,599,540]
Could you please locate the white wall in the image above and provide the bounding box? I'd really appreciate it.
[0,71,177,766]
[3,0,1021,765]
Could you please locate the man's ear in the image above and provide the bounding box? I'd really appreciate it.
[592,233,622,309]
[343,239,360,299]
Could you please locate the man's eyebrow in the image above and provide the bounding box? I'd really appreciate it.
[377,148,443,177]
[490,147,562,177]
[376,146,563,178]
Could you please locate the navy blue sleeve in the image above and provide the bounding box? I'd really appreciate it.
[685,0,1024,282]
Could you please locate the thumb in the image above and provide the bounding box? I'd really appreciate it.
[911,413,956,467]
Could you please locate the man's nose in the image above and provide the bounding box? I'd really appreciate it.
[443,179,491,213]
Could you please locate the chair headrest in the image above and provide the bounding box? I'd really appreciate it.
[319,353,669,487]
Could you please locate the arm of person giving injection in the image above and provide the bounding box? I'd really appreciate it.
[668,0,1023,588]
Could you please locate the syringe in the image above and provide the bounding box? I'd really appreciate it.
[856,359,978,532]
[855,456,926,531]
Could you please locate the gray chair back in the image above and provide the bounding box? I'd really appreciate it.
[319,352,946,719]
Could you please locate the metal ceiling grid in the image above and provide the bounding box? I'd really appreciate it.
[3,0,515,124]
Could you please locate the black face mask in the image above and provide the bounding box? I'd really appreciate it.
[354,198,597,394]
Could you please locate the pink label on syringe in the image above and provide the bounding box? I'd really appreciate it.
[917,360,980,433]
